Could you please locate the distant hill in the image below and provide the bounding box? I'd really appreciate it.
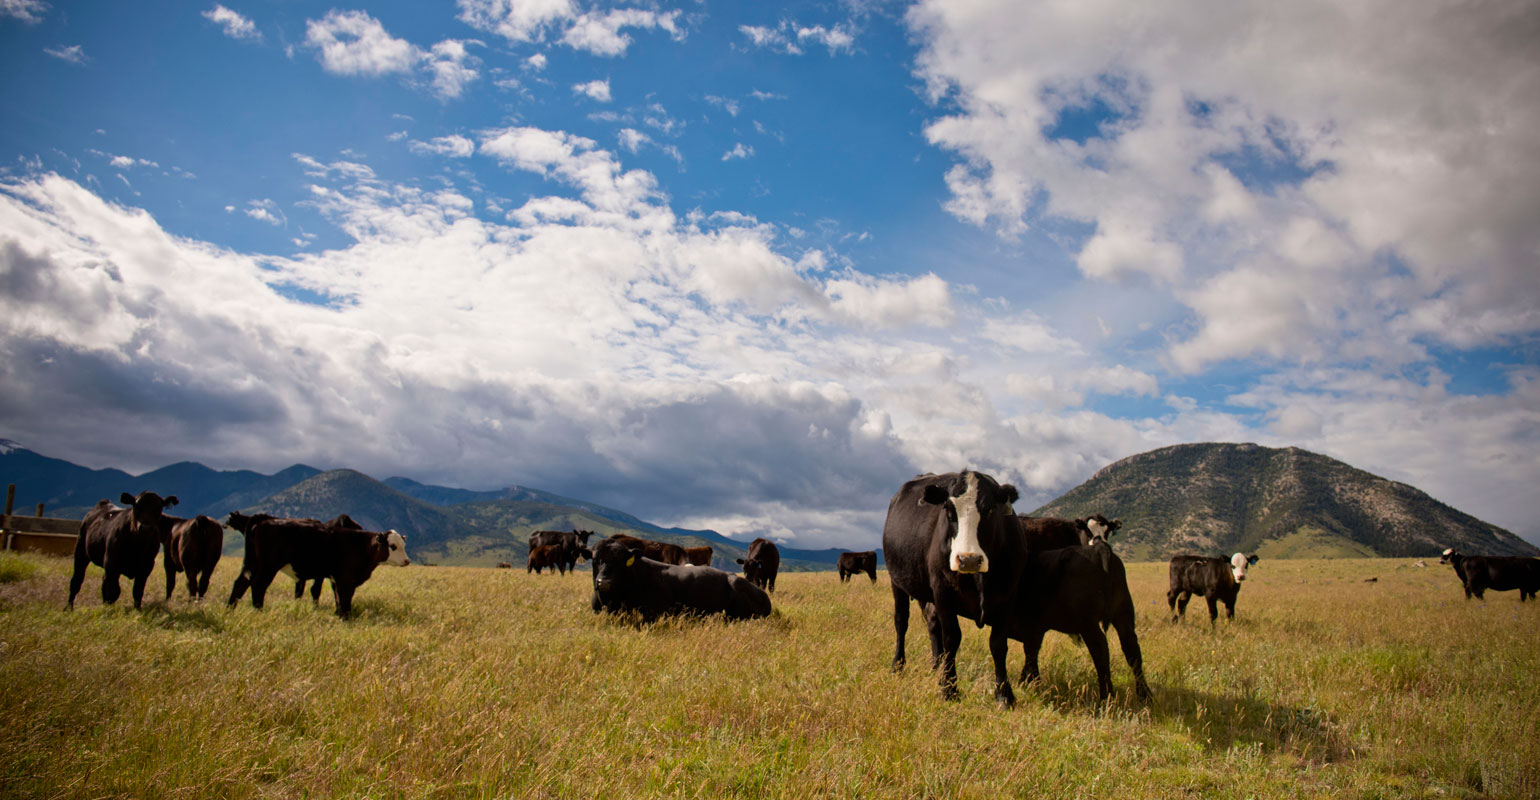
[1029,442,1537,560]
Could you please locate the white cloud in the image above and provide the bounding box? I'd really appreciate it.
[722,143,753,161]
[740,20,856,55]
[1,0,47,24]
[457,0,681,57]
[572,78,611,102]
[305,10,417,76]
[203,5,260,42]
[424,40,480,99]
[44,44,86,64]
[409,135,476,159]
[910,0,1540,377]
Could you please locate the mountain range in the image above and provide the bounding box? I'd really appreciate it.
[2,439,1532,565]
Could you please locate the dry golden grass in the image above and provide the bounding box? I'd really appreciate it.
[0,552,1535,799]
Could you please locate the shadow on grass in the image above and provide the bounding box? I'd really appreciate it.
[138,602,227,633]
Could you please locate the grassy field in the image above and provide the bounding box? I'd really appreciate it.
[0,552,1536,799]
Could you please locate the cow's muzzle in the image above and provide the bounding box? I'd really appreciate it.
[594,578,612,592]
[952,553,987,574]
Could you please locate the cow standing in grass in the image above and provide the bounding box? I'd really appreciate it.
[67,491,179,610]
[1168,553,1259,624]
[836,551,877,583]
[737,538,780,592]
[227,515,402,618]
[883,470,1027,706]
[1440,549,1540,601]
[159,514,223,601]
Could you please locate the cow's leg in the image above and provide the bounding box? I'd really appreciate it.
[293,579,306,600]
[1113,612,1152,699]
[1167,588,1181,621]
[936,610,963,701]
[1224,597,1236,620]
[164,558,177,601]
[867,568,877,584]
[130,572,148,610]
[249,570,274,610]
[334,583,356,618]
[101,567,122,605]
[310,579,324,605]
[988,627,1015,708]
[195,568,211,600]
[67,538,90,610]
[1081,624,1113,700]
[922,603,945,669]
[228,569,251,608]
[1019,628,1045,686]
[1203,593,1221,624]
[1174,590,1193,621]
[890,587,910,672]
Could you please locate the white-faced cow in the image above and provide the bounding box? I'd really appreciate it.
[1001,541,1151,701]
[1018,514,1121,550]
[736,538,780,592]
[1440,548,1540,601]
[589,536,771,622]
[883,470,1027,706]
[158,514,224,601]
[67,491,179,610]
[837,551,878,583]
[1168,553,1259,624]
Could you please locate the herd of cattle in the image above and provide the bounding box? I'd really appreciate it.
[61,473,1539,703]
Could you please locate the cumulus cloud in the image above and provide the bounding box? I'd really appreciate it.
[910,0,1540,378]
[457,0,681,57]
[721,143,753,161]
[203,5,260,42]
[572,78,611,102]
[305,10,479,100]
[2,0,47,24]
[409,135,476,159]
[739,20,855,55]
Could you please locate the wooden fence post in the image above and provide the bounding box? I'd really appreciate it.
[3,484,14,552]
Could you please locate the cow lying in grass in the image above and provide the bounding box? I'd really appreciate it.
[589,536,771,622]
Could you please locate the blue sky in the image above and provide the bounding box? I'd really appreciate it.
[2,0,1537,549]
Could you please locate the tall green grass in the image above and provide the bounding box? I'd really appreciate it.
[0,555,1535,798]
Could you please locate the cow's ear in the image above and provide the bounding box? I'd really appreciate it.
[736,558,746,564]
[120,492,136,504]
[1248,555,1259,565]
[164,495,179,507]
[922,485,950,506]
[1000,484,1019,505]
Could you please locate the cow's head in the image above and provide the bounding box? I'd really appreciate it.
[1439,547,1458,564]
[1079,514,1122,544]
[120,491,177,534]
[1230,552,1259,582]
[225,511,272,534]
[592,538,641,593]
[385,530,411,566]
[574,530,596,547]
[736,556,764,582]
[921,470,1019,574]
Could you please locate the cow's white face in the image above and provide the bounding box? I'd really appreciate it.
[385,530,411,566]
[1440,548,1455,564]
[949,473,989,574]
[1230,552,1251,582]
[1085,517,1109,543]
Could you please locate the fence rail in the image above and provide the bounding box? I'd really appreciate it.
[2,484,79,557]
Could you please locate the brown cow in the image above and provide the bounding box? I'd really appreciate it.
[736,538,780,592]
[159,514,224,601]
[683,546,713,567]
[609,534,687,565]
[68,491,179,610]
[528,544,566,574]
[836,550,877,583]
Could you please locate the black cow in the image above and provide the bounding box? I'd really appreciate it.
[1440,549,1540,600]
[883,470,1025,705]
[1168,553,1259,623]
[1001,542,1150,700]
[836,551,877,583]
[529,529,598,573]
[159,514,223,601]
[67,491,179,610]
[736,538,780,592]
[528,544,566,574]
[1018,513,1122,550]
[589,536,772,622]
[226,515,394,618]
[293,513,364,602]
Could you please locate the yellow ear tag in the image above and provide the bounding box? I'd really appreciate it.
[626,556,636,567]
